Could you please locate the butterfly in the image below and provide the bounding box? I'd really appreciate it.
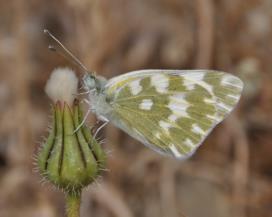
[82,69,243,159]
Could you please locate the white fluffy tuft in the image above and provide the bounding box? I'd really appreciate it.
[45,67,78,105]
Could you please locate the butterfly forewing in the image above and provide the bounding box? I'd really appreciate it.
[104,70,243,159]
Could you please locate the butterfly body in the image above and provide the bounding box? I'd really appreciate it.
[83,70,243,159]
[83,74,112,121]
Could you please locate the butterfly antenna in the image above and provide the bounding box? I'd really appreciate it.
[43,29,90,74]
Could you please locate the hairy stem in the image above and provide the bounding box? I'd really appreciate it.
[66,191,82,217]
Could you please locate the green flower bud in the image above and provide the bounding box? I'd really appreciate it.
[37,100,106,194]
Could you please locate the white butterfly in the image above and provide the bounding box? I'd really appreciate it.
[83,69,243,159]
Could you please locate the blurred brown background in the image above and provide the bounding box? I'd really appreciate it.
[0,0,271,217]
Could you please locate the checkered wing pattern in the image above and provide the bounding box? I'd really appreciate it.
[103,70,243,159]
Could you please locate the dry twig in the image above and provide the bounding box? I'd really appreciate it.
[195,0,215,68]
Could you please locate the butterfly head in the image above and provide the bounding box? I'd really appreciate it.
[83,73,97,90]
[83,73,107,93]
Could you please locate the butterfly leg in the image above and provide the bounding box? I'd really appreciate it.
[93,120,109,140]
[81,98,109,138]
[73,108,92,133]
[74,88,95,97]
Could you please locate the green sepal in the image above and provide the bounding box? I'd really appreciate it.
[78,107,107,172]
[37,106,56,173]
[72,102,99,185]
[46,101,64,184]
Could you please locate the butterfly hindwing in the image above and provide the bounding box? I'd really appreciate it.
[104,70,243,159]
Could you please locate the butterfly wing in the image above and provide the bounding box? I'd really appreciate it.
[103,70,243,159]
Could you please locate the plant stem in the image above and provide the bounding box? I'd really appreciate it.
[66,191,82,217]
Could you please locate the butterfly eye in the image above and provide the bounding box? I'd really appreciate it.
[83,74,96,90]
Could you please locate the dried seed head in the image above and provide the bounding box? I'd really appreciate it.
[45,67,78,106]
